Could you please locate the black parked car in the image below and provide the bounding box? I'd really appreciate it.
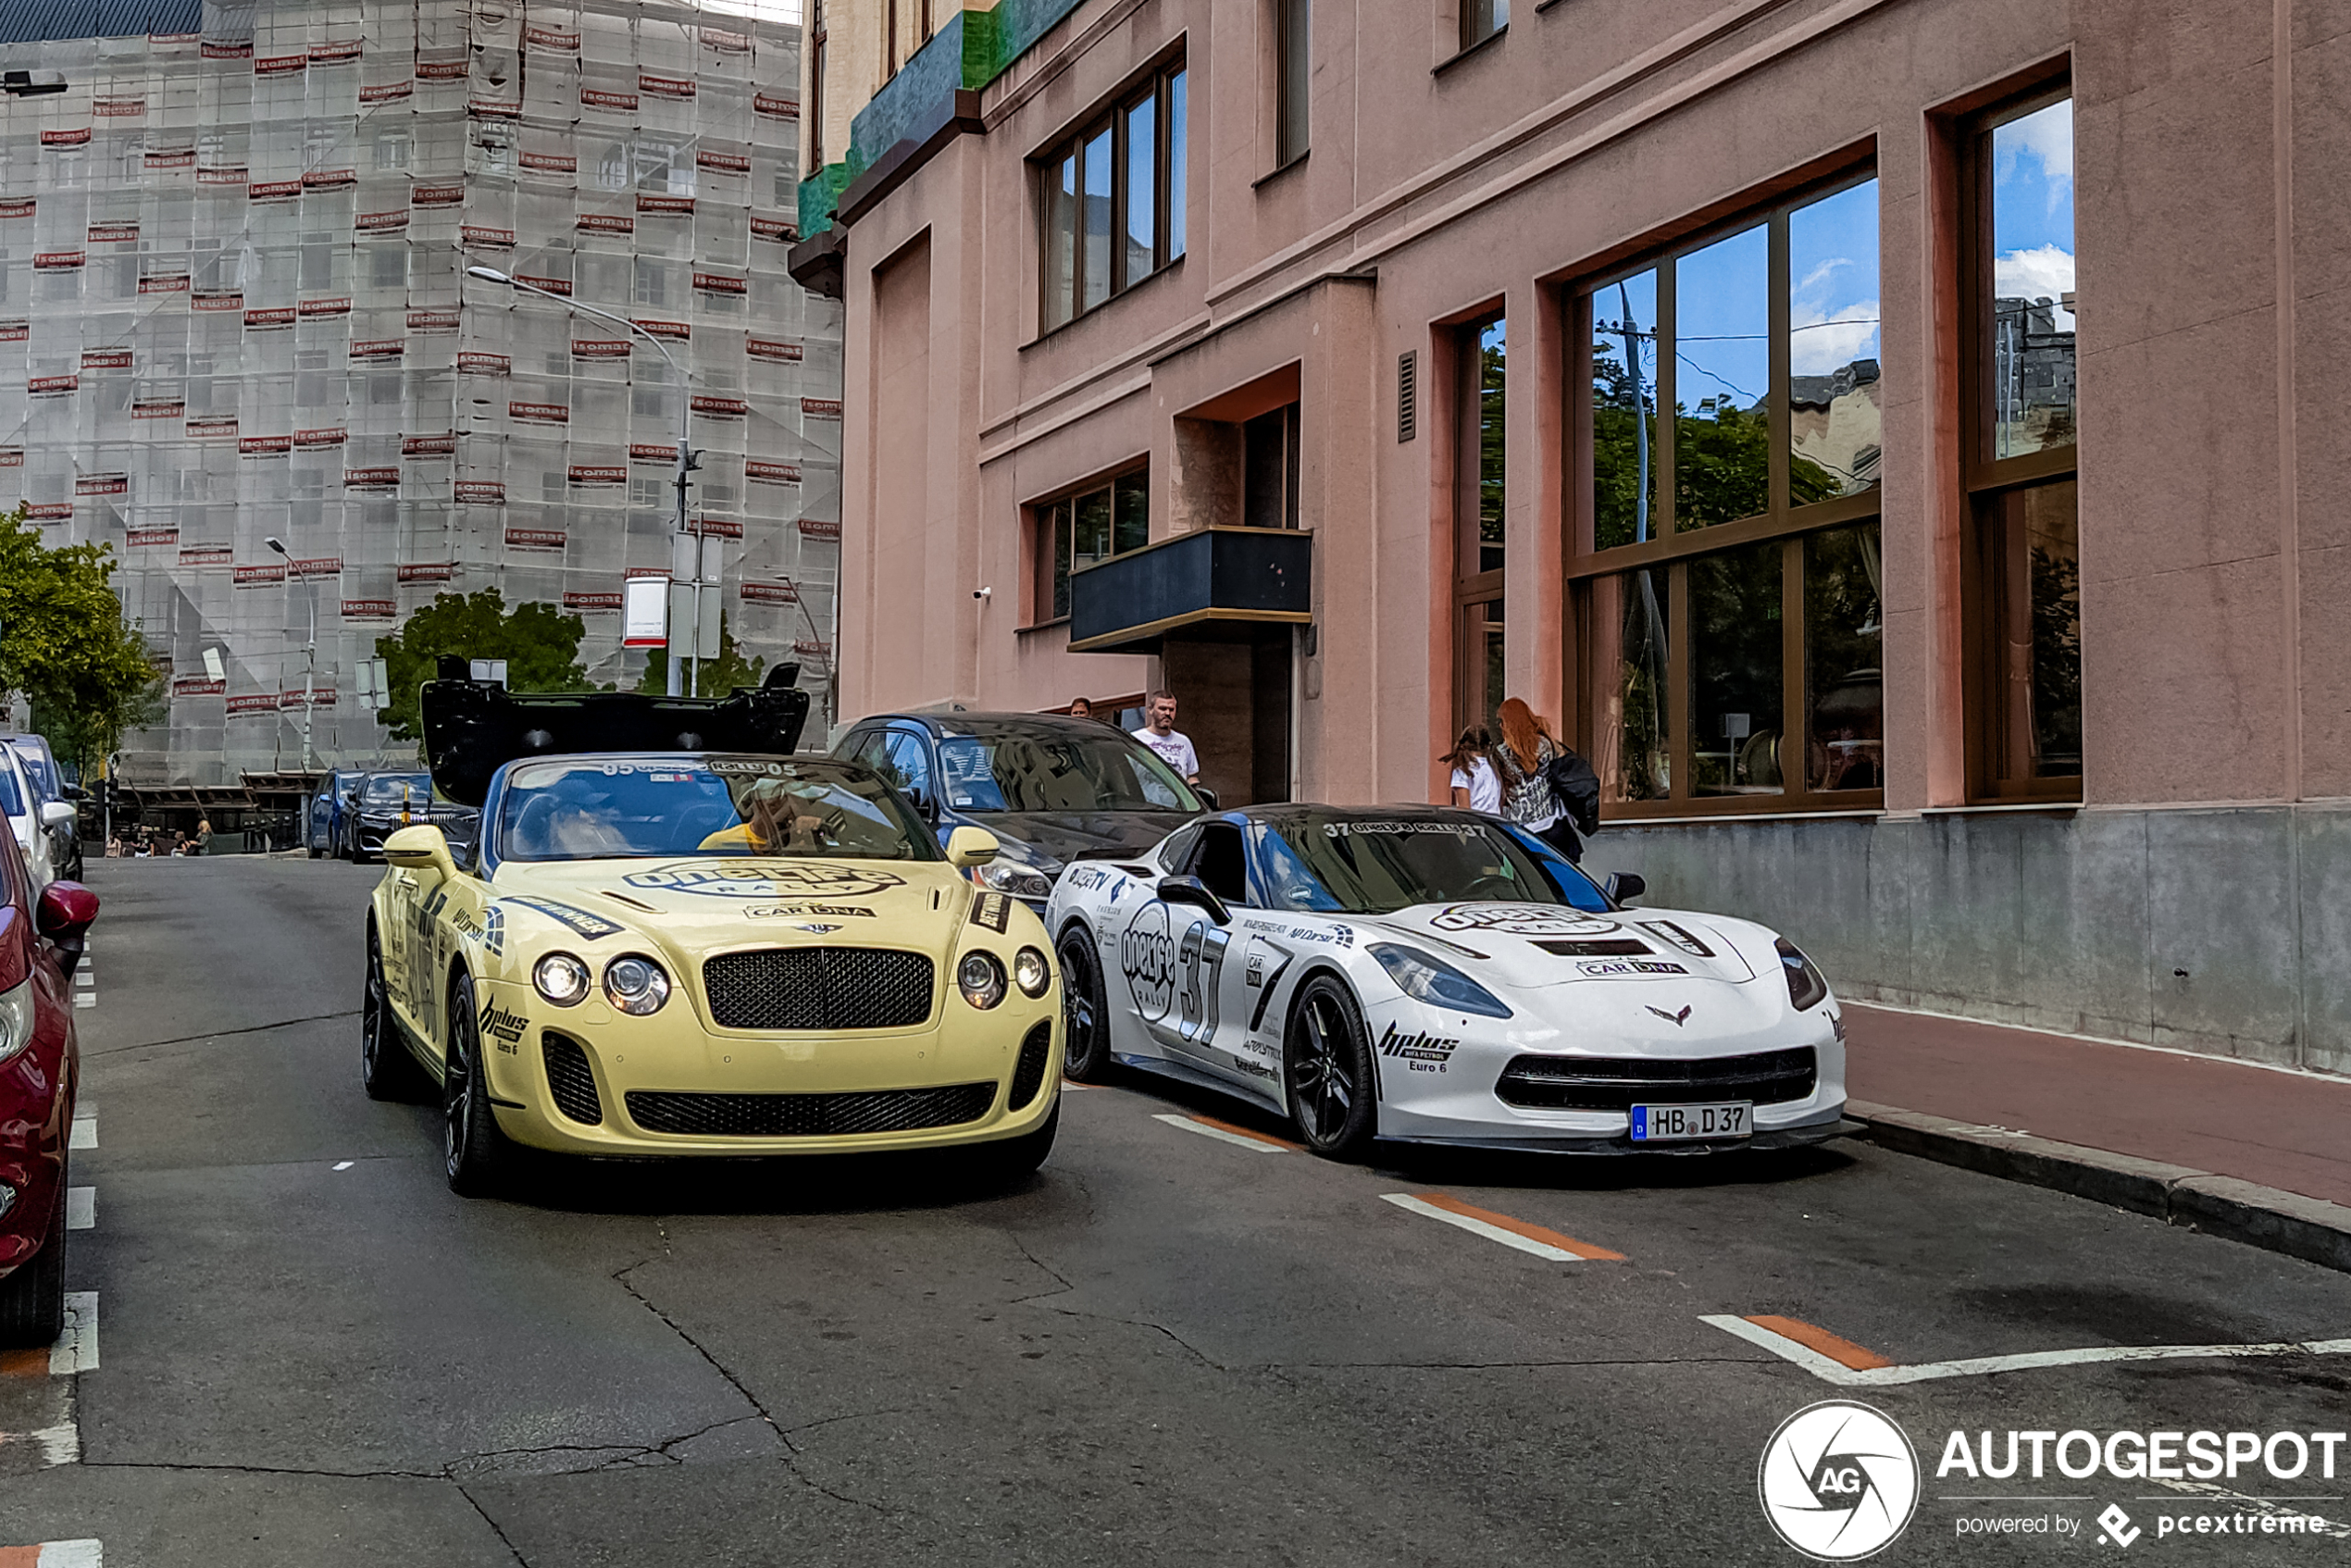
[832,711,1210,911]
[339,770,479,865]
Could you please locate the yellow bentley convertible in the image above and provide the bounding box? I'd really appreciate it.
[362,663,1061,1195]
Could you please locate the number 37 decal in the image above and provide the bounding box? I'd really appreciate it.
[1120,900,1229,1047]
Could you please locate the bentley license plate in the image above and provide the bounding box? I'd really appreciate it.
[1630,1102,1750,1141]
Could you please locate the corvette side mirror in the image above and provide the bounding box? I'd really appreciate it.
[383,824,456,880]
[1603,871,1647,905]
[1158,875,1231,927]
[946,825,1001,867]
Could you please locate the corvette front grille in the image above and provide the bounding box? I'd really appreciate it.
[1496,1047,1817,1112]
[624,1083,998,1138]
[702,947,935,1031]
[1009,1020,1053,1112]
[541,1032,603,1126]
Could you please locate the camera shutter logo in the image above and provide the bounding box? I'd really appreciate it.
[1758,1400,1919,1560]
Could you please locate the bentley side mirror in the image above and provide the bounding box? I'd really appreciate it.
[1158,875,1231,927]
[1603,871,1647,905]
[383,824,457,881]
[946,825,1001,868]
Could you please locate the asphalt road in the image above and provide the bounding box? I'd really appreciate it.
[6,856,2351,1565]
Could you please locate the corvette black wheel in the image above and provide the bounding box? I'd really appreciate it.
[0,1151,66,1348]
[1283,975,1377,1160]
[443,972,516,1198]
[361,924,430,1102]
[1056,925,1113,1082]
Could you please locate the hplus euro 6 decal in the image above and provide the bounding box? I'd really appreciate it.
[1377,1023,1461,1073]
[621,862,907,900]
[500,896,628,940]
[1428,904,1623,938]
[478,997,529,1050]
[968,891,1013,934]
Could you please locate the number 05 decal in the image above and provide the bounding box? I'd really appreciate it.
[1176,917,1230,1045]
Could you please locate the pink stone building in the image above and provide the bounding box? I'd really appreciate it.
[794,2,2351,1071]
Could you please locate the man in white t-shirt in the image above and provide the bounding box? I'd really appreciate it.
[1131,691,1200,784]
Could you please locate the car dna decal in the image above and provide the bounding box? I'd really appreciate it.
[499,896,627,940]
[621,862,907,899]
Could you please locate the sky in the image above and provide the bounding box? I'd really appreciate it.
[1992,98,2076,330]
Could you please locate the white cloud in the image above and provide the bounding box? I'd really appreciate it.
[1998,98,2074,210]
[1994,244,2076,329]
[1797,258,1852,294]
[1790,301,1880,376]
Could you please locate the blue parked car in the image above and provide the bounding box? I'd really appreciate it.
[308,768,367,859]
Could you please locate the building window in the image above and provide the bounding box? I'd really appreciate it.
[1574,170,1883,814]
[1963,90,2079,799]
[1243,403,1300,529]
[1461,0,1507,54]
[887,0,899,78]
[1276,0,1310,168]
[809,0,827,168]
[1454,313,1505,732]
[1039,59,1187,331]
[1033,468,1149,623]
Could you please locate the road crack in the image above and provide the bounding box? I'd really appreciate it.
[82,1010,362,1058]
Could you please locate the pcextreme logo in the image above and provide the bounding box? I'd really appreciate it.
[1760,1400,1922,1561]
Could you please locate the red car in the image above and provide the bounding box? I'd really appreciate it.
[0,812,94,1347]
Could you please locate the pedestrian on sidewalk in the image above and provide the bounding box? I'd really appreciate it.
[1131,691,1200,785]
[1491,697,1584,861]
[1067,696,1094,720]
[1441,727,1502,815]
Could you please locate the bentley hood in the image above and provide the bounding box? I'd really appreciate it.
[486,855,979,956]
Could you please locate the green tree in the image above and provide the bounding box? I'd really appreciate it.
[373,588,595,740]
[634,610,765,695]
[0,505,164,776]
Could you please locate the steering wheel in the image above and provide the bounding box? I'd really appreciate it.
[1462,874,1518,901]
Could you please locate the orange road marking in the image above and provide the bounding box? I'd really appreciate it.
[0,1350,47,1378]
[0,1547,41,1568]
[1417,1193,1627,1261]
[1188,1114,1301,1151]
[1744,1314,1895,1371]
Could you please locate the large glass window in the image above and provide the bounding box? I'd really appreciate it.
[1461,0,1508,53]
[1963,90,2080,800]
[1039,60,1188,330]
[1033,468,1150,623]
[1453,314,1506,735]
[1277,0,1311,168]
[1574,172,1883,816]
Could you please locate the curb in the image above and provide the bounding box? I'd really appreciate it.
[1847,1100,2351,1276]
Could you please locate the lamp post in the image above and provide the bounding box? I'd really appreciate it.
[264,536,315,771]
[466,266,703,696]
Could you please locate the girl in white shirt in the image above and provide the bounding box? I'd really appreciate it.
[1440,727,1503,815]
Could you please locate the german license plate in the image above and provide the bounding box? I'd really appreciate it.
[1630,1102,1750,1141]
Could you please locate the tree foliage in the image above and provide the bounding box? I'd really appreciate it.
[634,610,765,696]
[372,588,595,740]
[0,505,163,776]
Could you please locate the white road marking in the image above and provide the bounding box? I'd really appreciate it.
[1701,1314,2351,1386]
[65,1187,92,1230]
[1150,1113,1286,1153]
[48,1292,97,1375]
[332,1161,354,1171]
[37,1542,104,1568]
[72,994,93,1010]
[1381,1192,1585,1262]
[31,1421,80,1465]
[71,971,91,989]
[68,1114,94,1151]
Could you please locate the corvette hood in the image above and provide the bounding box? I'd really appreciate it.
[487,855,975,954]
[1362,902,1769,993]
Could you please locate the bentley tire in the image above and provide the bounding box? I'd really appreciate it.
[970,1102,1058,1187]
[0,1153,67,1348]
[443,972,516,1198]
[1056,924,1113,1082]
[1283,976,1378,1160]
[361,924,430,1102]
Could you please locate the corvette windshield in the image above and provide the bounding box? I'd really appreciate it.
[933,721,1200,814]
[1252,815,1611,915]
[497,757,940,864]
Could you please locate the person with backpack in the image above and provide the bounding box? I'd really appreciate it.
[1491,697,1600,862]
[1440,726,1502,815]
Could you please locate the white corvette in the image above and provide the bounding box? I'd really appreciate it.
[1046,806,1855,1158]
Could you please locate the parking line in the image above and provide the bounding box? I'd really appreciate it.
[0,1348,49,1378]
[48,1293,97,1376]
[71,994,93,1011]
[1151,1113,1291,1153]
[65,1188,93,1231]
[1382,1192,1626,1262]
[1742,1313,1894,1371]
[0,1543,104,1568]
[71,972,91,989]
[1701,1313,2351,1386]
[68,1114,94,1151]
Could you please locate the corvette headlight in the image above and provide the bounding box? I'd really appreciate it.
[1368,943,1512,1020]
[603,954,671,1016]
[958,952,1006,1010]
[533,952,591,1007]
[0,975,35,1065]
[1013,946,1051,999]
[974,860,1056,902]
[1776,938,1829,1011]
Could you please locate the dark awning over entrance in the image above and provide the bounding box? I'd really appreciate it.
[1066,526,1312,654]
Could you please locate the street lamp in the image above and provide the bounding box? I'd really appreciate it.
[265,537,317,772]
[466,265,705,696]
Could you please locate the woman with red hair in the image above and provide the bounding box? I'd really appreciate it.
[1489,697,1583,859]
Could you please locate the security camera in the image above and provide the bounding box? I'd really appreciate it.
[973,586,993,601]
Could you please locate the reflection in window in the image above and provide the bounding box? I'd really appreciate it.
[1461,0,1507,52]
[1674,225,1770,531]
[1804,526,1883,792]
[1788,180,1882,497]
[1987,99,2076,461]
[1036,469,1151,623]
[1690,541,1783,796]
[1589,569,1669,801]
[1978,479,2081,780]
[1039,61,1187,330]
[1080,127,1112,315]
[1592,268,1660,551]
[1473,317,1505,572]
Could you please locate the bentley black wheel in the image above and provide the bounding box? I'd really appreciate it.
[443,972,516,1198]
[1283,975,1377,1160]
[1056,924,1113,1082]
[361,924,430,1102]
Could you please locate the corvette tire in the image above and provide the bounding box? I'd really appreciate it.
[443,973,517,1198]
[0,1152,67,1349]
[1056,925,1113,1082]
[970,1103,1058,1187]
[1283,975,1378,1161]
[361,924,431,1103]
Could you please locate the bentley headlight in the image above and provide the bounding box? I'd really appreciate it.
[975,860,1056,902]
[1776,938,1829,1011]
[603,954,671,1016]
[958,952,1007,1010]
[1368,943,1512,1020]
[533,952,591,1007]
[0,975,34,1065]
[1013,946,1051,999]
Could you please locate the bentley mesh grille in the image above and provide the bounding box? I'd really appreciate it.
[624,1083,998,1138]
[541,1032,603,1126]
[1496,1047,1817,1112]
[701,947,935,1031]
[1009,1020,1053,1112]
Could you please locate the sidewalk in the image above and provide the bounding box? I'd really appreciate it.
[1839,1002,2351,1274]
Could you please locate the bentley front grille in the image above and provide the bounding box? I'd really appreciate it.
[624,1083,999,1139]
[541,1032,603,1126]
[1496,1046,1817,1112]
[701,947,936,1031]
